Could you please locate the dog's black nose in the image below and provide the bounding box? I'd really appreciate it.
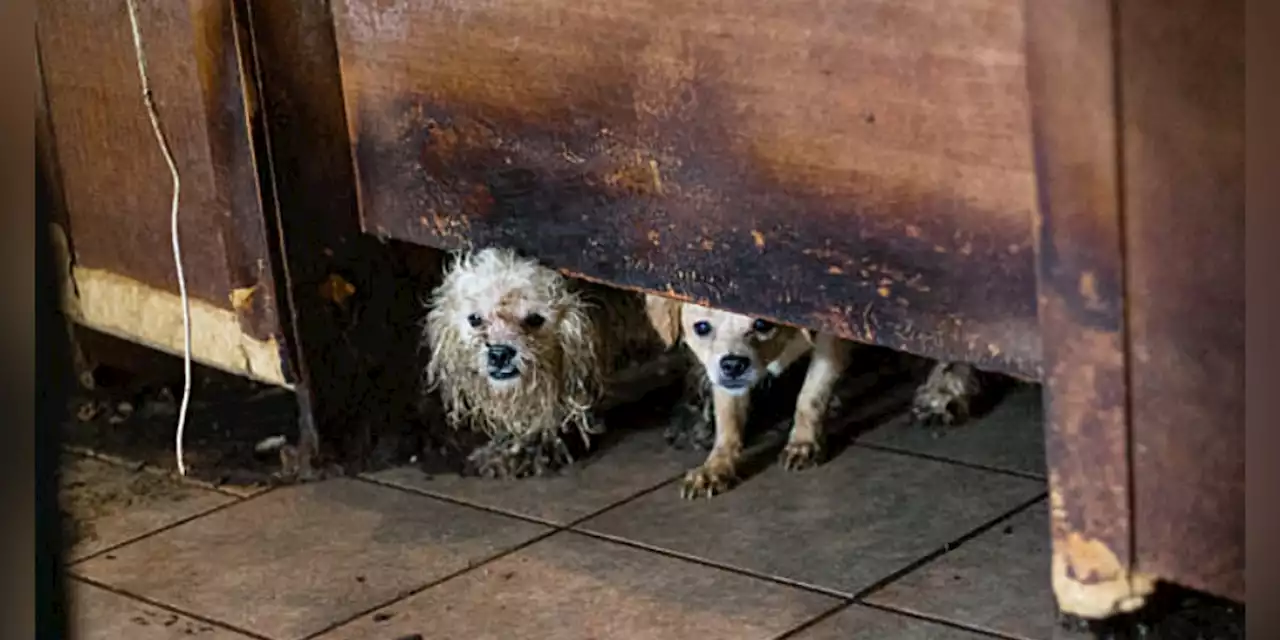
[719,355,751,379]
[487,344,517,368]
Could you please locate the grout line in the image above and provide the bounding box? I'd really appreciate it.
[771,600,855,639]
[354,466,686,530]
[68,574,276,640]
[855,601,1029,640]
[773,494,1049,639]
[846,441,1048,481]
[570,528,854,599]
[850,492,1048,601]
[67,486,279,567]
[561,472,686,528]
[316,471,690,637]
[298,527,563,640]
[354,474,570,528]
[572,490,1048,603]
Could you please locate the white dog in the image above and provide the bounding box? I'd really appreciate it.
[424,247,677,478]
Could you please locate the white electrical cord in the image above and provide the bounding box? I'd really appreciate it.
[124,0,192,476]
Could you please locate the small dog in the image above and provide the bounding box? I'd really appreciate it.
[645,295,856,499]
[424,248,675,478]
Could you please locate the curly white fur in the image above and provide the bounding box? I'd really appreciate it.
[424,248,666,457]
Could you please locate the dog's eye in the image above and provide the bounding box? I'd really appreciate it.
[523,313,546,329]
[466,313,484,328]
[752,319,775,333]
[693,321,712,336]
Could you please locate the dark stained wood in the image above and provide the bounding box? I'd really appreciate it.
[1118,0,1245,601]
[329,0,1042,379]
[1025,0,1148,619]
[36,37,68,232]
[1029,0,1246,612]
[239,0,444,473]
[36,0,281,342]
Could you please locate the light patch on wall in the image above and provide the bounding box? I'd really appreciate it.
[63,266,291,388]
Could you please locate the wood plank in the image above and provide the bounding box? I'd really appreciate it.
[331,0,1042,378]
[1025,0,1153,619]
[37,0,281,342]
[1119,0,1245,601]
[37,0,289,384]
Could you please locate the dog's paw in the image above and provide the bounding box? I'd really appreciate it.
[466,434,573,479]
[911,363,979,428]
[465,441,531,479]
[679,462,737,499]
[909,395,969,428]
[781,439,823,471]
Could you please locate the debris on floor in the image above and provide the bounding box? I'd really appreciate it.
[63,362,297,491]
[57,350,1243,640]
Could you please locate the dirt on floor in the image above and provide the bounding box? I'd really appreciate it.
[58,457,191,549]
[62,362,297,491]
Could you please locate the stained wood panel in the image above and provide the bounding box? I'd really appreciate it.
[331,0,1042,378]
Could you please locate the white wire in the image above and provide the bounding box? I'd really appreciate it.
[124,0,192,476]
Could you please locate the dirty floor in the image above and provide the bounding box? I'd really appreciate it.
[58,374,1235,640]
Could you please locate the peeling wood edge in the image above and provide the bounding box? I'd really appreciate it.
[1051,537,1157,618]
[53,226,291,388]
[1049,474,1157,618]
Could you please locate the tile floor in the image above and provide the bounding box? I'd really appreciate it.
[62,384,1087,640]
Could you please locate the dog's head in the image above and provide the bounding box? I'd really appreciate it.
[425,248,596,398]
[645,295,804,396]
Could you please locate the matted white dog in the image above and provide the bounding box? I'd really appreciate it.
[424,248,676,478]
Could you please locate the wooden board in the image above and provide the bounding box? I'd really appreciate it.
[330,0,1042,378]
[37,0,291,385]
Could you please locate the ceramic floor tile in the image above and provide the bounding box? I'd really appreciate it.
[866,502,1061,639]
[315,530,838,640]
[855,384,1046,477]
[73,478,550,640]
[68,578,258,640]
[364,427,706,525]
[61,455,239,562]
[579,447,1045,597]
[788,604,994,639]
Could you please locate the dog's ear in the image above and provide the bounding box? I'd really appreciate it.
[644,294,683,347]
[556,294,604,405]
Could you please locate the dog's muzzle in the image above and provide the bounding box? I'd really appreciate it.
[716,355,754,391]
[486,344,520,380]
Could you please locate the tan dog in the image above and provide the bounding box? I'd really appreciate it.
[645,296,855,498]
[424,248,674,478]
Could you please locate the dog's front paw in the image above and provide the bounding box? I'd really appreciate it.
[466,440,532,479]
[781,439,824,471]
[679,460,737,499]
[910,393,970,427]
[466,434,573,479]
[911,363,979,428]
